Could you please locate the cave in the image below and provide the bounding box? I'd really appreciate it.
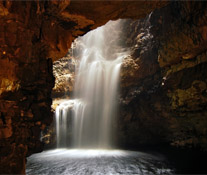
[0,1,207,174]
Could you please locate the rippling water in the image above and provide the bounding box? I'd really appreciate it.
[26,149,174,175]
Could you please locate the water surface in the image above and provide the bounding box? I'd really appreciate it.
[26,149,173,175]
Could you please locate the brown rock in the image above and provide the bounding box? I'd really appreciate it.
[52,56,76,98]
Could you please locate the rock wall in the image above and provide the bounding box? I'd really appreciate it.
[118,2,207,151]
[0,2,56,173]
[0,1,167,174]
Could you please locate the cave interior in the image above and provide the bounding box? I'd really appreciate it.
[0,1,207,174]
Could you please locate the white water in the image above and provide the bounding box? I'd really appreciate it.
[55,20,129,149]
[55,100,77,148]
[26,149,173,175]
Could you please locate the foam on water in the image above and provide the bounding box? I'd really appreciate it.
[27,149,173,175]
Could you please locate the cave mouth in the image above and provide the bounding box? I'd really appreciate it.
[26,19,174,175]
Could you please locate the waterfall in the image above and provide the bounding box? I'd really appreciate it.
[55,20,129,149]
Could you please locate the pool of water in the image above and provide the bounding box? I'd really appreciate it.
[26,149,174,175]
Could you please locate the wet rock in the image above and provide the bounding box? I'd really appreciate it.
[118,2,207,151]
[52,56,76,98]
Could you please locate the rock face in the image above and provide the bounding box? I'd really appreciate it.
[118,2,207,151]
[0,1,167,174]
[52,54,75,99]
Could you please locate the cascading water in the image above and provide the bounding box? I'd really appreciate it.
[26,20,174,175]
[55,20,129,149]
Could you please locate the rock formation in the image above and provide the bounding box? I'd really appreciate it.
[118,2,207,150]
[52,54,75,99]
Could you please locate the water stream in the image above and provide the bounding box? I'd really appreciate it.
[56,20,128,149]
